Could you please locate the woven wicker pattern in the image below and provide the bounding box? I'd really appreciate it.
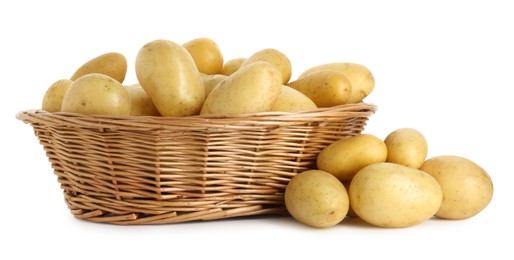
[17,103,376,224]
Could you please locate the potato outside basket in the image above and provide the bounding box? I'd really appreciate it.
[16,103,376,224]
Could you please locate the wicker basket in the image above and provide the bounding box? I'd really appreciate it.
[16,103,376,224]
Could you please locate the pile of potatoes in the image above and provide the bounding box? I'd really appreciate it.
[41,37,375,116]
[285,128,494,228]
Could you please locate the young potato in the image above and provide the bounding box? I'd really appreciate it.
[287,69,352,107]
[61,73,130,115]
[317,134,388,181]
[202,74,227,96]
[349,162,443,228]
[271,85,317,112]
[136,39,205,117]
[42,79,73,112]
[240,48,292,84]
[419,155,494,220]
[200,61,282,115]
[384,128,428,168]
[221,57,246,76]
[70,52,127,83]
[124,83,160,116]
[299,63,375,103]
[183,37,224,75]
[285,170,349,228]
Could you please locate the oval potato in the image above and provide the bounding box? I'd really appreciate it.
[241,48,292,84]
[221,57,246,76]
[136,39,205,117]
[200,61,282,115]
[384,128,428,168]
[271,85,317,112]
[70,52,127,83]
[42,79,73,112]
[124,83,160,116]
[202,74,227,96]
[419,155,494,220]
[61,73,130,115]
[299,62,374,103]
[183,37,224,75]
[349,162,443,228]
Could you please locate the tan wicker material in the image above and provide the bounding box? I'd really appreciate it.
[16,103,376,224]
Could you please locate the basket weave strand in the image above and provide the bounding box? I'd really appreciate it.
[16,103,376,224]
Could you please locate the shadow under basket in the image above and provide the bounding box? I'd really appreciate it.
[16,103,376,225]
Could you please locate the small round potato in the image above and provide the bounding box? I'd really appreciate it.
[42,79,73,112]
[124,83,160,116]
[349,162,443,228]
[271,85,317,112]
[287,69,352,107]
[70,52,127,83]
[317,134,388,181]
[384,128,428,168]
[240,48,292,84]
[419,155,494,220]
[183,37,224,75]
[285,170,349,228]
[61,73,131,115]
[221,57,246,76]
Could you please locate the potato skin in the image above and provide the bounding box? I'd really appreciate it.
[136,39,205,117]
[70,52,127,83]
[200,61,282,115]
[124,83,160,116]
[221,57,246,76]
[287,69,352,107]
[299,62,374,103]
[202,74,227,96]
[317,134,388,181]
[384,128,428,169]
[61,73,130,115]
[349,162,443,228]
[285,170,349,228]
[419,155,494,220]
[42,79,73,112]
[183,37,224,75]
[241,48,292,84]
[271,85,318,112]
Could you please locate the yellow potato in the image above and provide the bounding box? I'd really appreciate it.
[271,85,317,112]
[349,162,443,228]
[299,63,375,103]
[221,57,246,76]
[285,170,349,228]
[124,83,160,116]
[61,73,130,115]
[240,48,292,84]
[419,155,494,220]
[183,37,224,75]
[136,39,205,117]
[202,74,227,96]
[384,128,428,168]
[70,52,127,83]
[287,69,352,107]
[200,61,282,115]
[42,79,73,112]
[317,134,388,181]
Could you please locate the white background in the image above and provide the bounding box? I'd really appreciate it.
[1,0,512,259]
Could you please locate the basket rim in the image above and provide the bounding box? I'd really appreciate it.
[16,102,377,130]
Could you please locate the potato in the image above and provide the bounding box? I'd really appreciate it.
[70,52,127,83]
[240,48,292,84]
[271,85,318,112]
[124,83,160,116]
[183,37,224,75]
[384,128,428,168]
[299,63,374,103]
[317,134,388,181]
[61,73,130,115]
[349,162,443,228]
[221,57,246,76]
[136,39,205,117]
[285,170,349,228]
[41,79,73,112]
[287,69,352,107]
[202,74,227,96]
[200,61,282,115]
[419,155,494,220]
